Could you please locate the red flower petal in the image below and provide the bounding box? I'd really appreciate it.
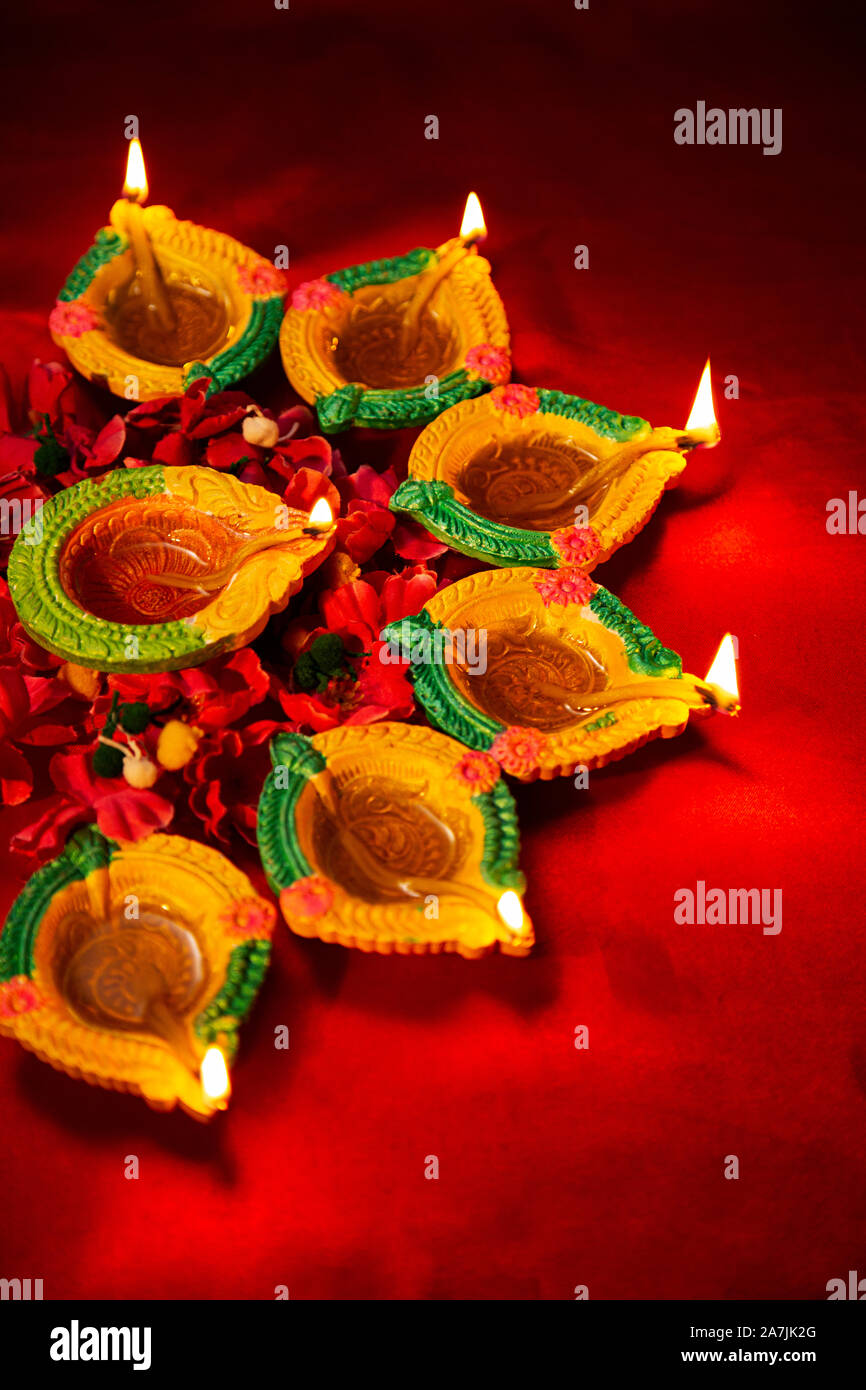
[0,743,34,805]
[95,786,175,841]
[391,518,449,562]
[153,432,194,467]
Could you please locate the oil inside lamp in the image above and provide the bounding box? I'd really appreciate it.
[308,763,514,928]
[452,361,721,535]
[107,139,229,367]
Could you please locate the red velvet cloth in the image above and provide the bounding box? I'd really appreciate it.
[1,0,864,1300]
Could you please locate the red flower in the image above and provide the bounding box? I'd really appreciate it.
[291,278,345,312]
[316,565,439,648]
[109,648,271,734]
[534,568,598,608]
[185,721,281,844]
[489,384,540,418]
[236,260,288,297]
[335,500,394,564]
[465,343,511,384]
[490,726,547,778]
[219,897,277,940]
[351,641,415,722]
[551,525,602,568]
[0,669,77,805]
[49,300,100,338]
[280,875,334,919]
[0,975,44,1018]
[452,750,501,793]
[11,749,174,863]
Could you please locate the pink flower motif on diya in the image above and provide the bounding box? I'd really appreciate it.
[489,726,547,778]
[0,975,44,1018]
[237,260,288,297]
[452,749,501,794]
[48,300,100,338]
[291,278,345,312]
[489,384,540,418]
[551,525,601,568]
[534,567,598,609]
[220,897,277,941]
[464,343,511,385]
[280,875,334,919]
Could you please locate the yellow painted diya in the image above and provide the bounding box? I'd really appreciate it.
[49,141,286,401]
[256,723,533,958]
[0,827,275,1119]
[7,465,335,673]
[280,195,510,432]
[381,568,740,781]
[390,375,720,569]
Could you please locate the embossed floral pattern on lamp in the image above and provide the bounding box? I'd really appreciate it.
[256,723,533,958]
[0,827,275,1119]
[7,465,336,673]
[381,567,739,781]
[280,193,511,433]
[48,140,286,401]
[389,363,720,569]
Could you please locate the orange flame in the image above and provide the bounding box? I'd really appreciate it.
[704,633,739,699]
[122,138,148,204]
[460,191,487,243]
[686,358,716,432]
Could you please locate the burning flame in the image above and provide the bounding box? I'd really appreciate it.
[460,191,487,243]
[122,138,148,204]
[200,1046,231,1106]
[308,497,334,529]
[685,358,716,433]
[497,890,525,932]
[704,633,739,700]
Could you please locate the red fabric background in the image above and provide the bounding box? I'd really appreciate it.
[1,0,864,1300]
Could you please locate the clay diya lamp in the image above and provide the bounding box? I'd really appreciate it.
[280,193,511,433]
[0,826,275,1118]
[49,140,286,401]
[256,723,533,958]
[389,363,720,569]
[6,464,336,672]
[380,567,740,781]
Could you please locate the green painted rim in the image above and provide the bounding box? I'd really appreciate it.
[390,479,561,566]
[6,465,218,672]
[0,826,271,1055]
[256,729,525,895]
[314,247,505,433]
[380,589,682,752]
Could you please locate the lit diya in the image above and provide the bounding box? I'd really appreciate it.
[49,139,287,401]
[0,826,275,1119]
[7,465,335,672]
[380,567,739,781]
[280,193,511,433]
[256,723,533,958]
[389,363,720,569]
